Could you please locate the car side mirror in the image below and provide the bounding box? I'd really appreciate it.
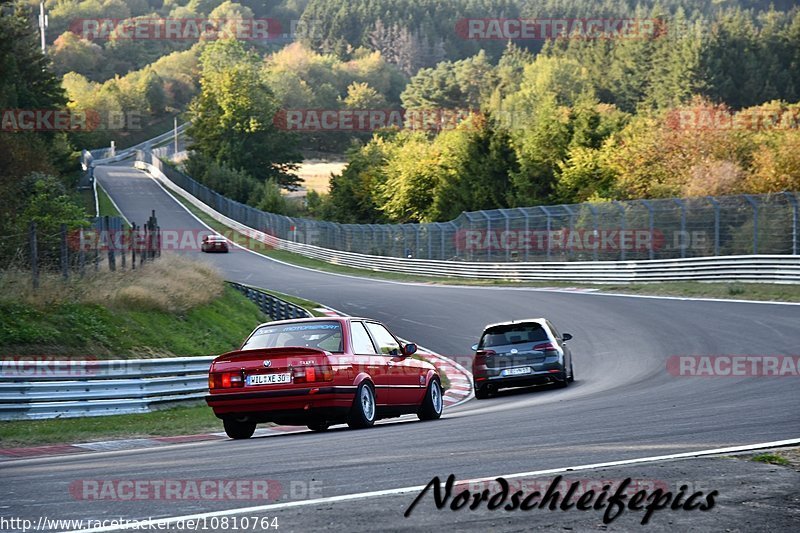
[402,343,417,356]
[562,333,572,341]
[471,344,478,352]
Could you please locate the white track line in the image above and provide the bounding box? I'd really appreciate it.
[61,437,800,532]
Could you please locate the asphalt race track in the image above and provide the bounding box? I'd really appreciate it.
[3,163,798,532]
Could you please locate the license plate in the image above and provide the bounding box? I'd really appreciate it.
[502,367,532,376]
[247,373,291,385]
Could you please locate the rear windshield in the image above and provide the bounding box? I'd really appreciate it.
[479,323,549,349]
[241,321,343,352]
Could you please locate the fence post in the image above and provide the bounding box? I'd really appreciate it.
[119,218,126,270]
[640,200,655,260]
[29,221,38,289]
[743,195,759,254]
[501,210,510,262]
[105,216,116,271]
[613,201,627,261]
[587,204,599,261]
[131,223,136,269]
[94,220,100,272]
[540,206,552,261]
[484,213,492,262]
[562,205,576,261]
[785,192,798,255]
[706,196,720,256]
[79,227,85,277]
[60,224,69,281]
[141,223,147,266]
[672,199,687,259]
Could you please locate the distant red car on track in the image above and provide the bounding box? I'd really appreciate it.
[206,317,443,439]
[201,234,229,252]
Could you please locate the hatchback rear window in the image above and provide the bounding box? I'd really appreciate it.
[479,324,549,348]
[241,321,343,352]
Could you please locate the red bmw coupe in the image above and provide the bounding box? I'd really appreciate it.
[206,317,443,439]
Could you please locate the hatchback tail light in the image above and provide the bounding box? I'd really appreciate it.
[209,371,244,390]
[533,342,557,352]
[472,350,497,375]
[292,364,334,384]
[474,349,496,361]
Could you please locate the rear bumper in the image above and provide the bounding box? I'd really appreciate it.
[206,385,356,422]
[475,369,565,390]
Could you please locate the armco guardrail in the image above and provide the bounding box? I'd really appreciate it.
[0,357,213,420]
[228,282,312,321]
[0,285,311,420]
[138,157,800,283]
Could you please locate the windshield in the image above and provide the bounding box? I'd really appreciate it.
[241,321,344,352]
[479,323,549,349]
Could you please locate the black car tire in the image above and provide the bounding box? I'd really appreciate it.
[417,378,443,421]
[307,422,330,432]
[223,418,256,439]
[568,362,575,383]
[474,383,490,400]
[347,381,376,429]
[556,370,570,388]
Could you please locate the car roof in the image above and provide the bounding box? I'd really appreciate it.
[481,318,548,331]
[251,316,374,330]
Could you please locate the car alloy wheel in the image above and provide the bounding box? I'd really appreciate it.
[418,379,443,420]
[348,382,376,428]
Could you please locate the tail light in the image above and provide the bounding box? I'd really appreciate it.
[533,342,557,352]
[209,371,244,390]
[292,364,334,384]
[473,350,496,368]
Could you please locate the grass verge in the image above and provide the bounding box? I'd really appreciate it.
[171,192,800,302]
[0,404,220,448]
[0,285,265,358]
[0,254,269,357]
[751,452,792,466]
[96,183,130,227]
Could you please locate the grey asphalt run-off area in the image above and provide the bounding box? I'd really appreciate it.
[2,162,798,532]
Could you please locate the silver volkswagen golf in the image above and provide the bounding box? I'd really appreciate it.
[471,319,574,399]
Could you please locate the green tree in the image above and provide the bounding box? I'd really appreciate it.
[188,40,301,187]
